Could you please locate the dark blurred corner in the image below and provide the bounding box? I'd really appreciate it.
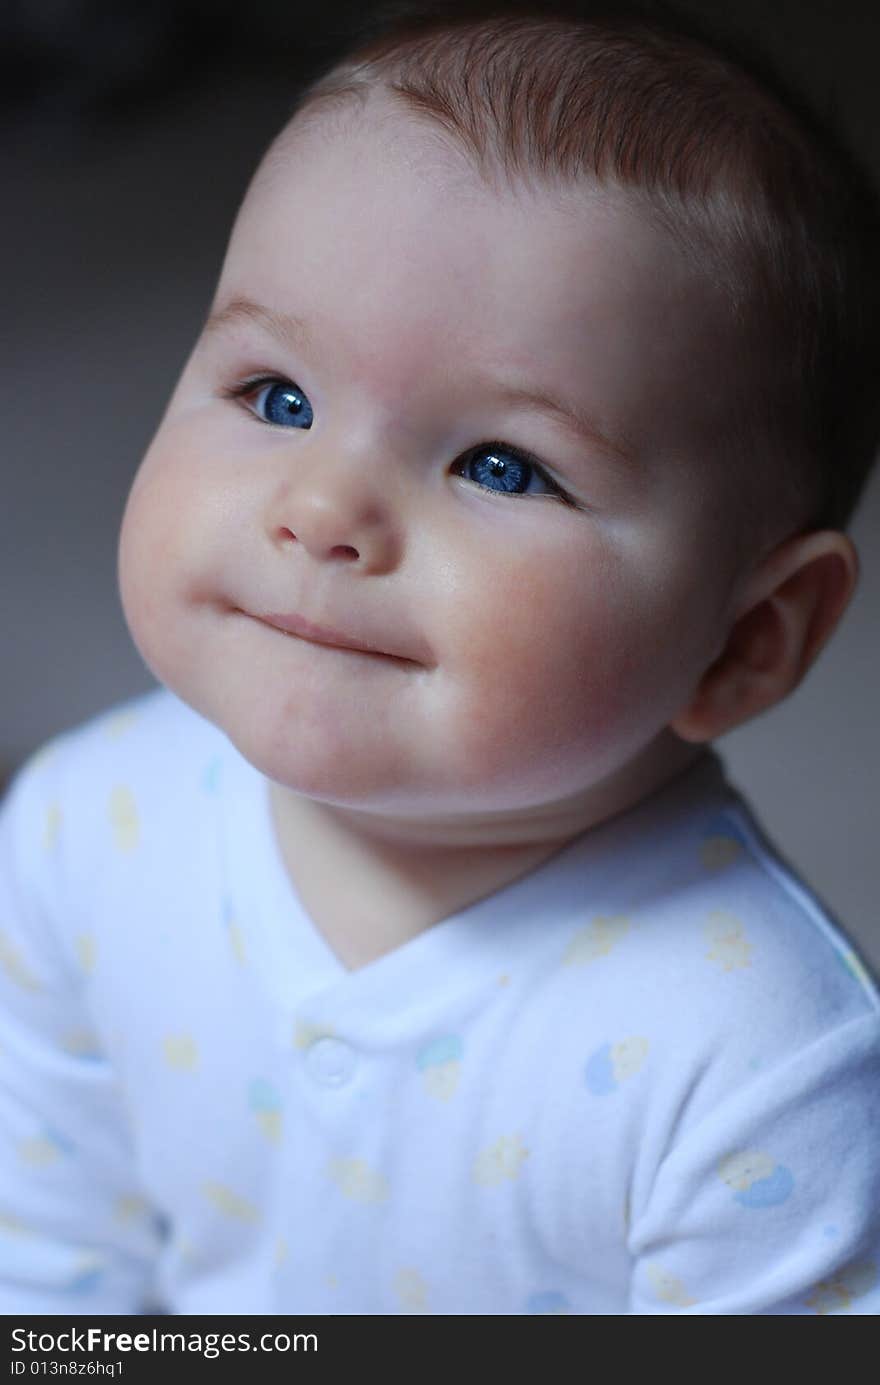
[2,0,878,135]
[0,0,370,130]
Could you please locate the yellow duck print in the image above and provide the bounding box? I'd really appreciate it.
[0,1211,28,1237]
[646,1262,697,1308]
[473,1134,530,1187]
[109,785,139,852]
[564,915,631,966]
[114,1194,150,1224]
[0,932,42,992]
[327,1158,389,1204]
[227,920,247,966]
[417,1035,463,1101]
[704,910,752,971]
[805,1260,878,1314]
[717,1150,775,1192]
[202,1182,260,1224]
[395,1267,431,1314]
[73,933,97,974]
[43,801,62,851]
[103,710,139,739]
[162,1034,199,1071]
[700,834,743,871]
[248,1078,282,1144]
[293,1019,337,1050]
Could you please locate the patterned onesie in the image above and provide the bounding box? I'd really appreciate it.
[0,688,878,1314]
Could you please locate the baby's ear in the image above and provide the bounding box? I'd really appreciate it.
[670,529,859,743]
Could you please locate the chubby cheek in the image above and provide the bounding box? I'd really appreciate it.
[427,528,703,804]
[117,433,210,692]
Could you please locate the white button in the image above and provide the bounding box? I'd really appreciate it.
[305,1037,356,1087]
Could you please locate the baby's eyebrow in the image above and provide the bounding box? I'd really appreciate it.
[489,382,636,469]
[204,295,635,468]
[202,296,312,350]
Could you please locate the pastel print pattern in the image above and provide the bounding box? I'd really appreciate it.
[162,1034,199,1071]
[74,934,96,975]
[43,802,62,852]
[293,1019,337,1050]
[104,710,139,740]
[224,897,247,966]
[61,1029,102,1059]
[249,1078,282,1144]
[472,1135,529,1187]
[717,1150,794,1208]
[0,932,42,992]
[584,1037,650,1094]
[202,757,223,795]
[804,1259,879,1314]
[327,1158,389,1204]
[704,910,752,971]
[109,785,139,852]
[416,1035,463,1101]
[0,1211,28,1237]
[699,814,749,872]
[19,1127,75,1167]
[646,1263,696,1308]
[202,1182,260,1224]
[525,1290,572,1314]
[114,1194,151,1225]
[564,915,631,966]
[67,1255,106,1294]
[394,1267,430,1314]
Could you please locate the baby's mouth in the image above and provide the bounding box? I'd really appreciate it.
[234,606,424,667]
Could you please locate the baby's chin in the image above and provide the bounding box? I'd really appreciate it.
[221,716,619,839]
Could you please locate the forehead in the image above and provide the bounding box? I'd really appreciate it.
[217,93,742,465]
[231,89,695,303]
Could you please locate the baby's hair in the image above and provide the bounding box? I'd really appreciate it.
[279,0,880,554]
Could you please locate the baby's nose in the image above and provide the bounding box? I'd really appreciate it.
[277,524,358,562]
[268,484,401,574]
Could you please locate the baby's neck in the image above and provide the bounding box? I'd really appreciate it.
[268,731,705,970]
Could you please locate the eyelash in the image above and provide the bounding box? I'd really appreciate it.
[220,372,577,507]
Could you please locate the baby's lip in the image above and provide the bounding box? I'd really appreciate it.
[253,609,422,663]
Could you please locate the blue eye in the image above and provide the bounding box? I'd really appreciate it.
[456,442,565,500]
[228,375,314,429]
[223,380,573,506]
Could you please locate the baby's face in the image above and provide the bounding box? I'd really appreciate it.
[118,92,746,825]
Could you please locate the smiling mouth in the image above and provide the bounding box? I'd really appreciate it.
[236,608,421,666]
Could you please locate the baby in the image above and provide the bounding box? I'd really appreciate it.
[2,0,879,1316]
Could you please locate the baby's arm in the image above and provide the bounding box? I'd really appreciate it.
[0,753,163,1314]
[628,1014,880,1314]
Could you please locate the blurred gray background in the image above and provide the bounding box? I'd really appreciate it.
[2,0,878,967]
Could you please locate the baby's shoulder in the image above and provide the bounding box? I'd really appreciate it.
[512,791,879,1155]
[677,794,880,1029]
[524,787,878,1073]
[1,688,223,866]
[14,686,214,792]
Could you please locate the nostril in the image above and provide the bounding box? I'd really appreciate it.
[330,545,359,560]
[278,527,297,543]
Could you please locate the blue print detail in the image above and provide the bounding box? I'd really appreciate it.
[68,1267,105,1294]
[734,1164,794,1208]
[202,758,223,794]
[526,1290,571,1314]
[703,813,749,847]
[248,1079,281,1113]
[417,1036,463,1070]
[44,1127,76,1156]
[584,1043,617,1094]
